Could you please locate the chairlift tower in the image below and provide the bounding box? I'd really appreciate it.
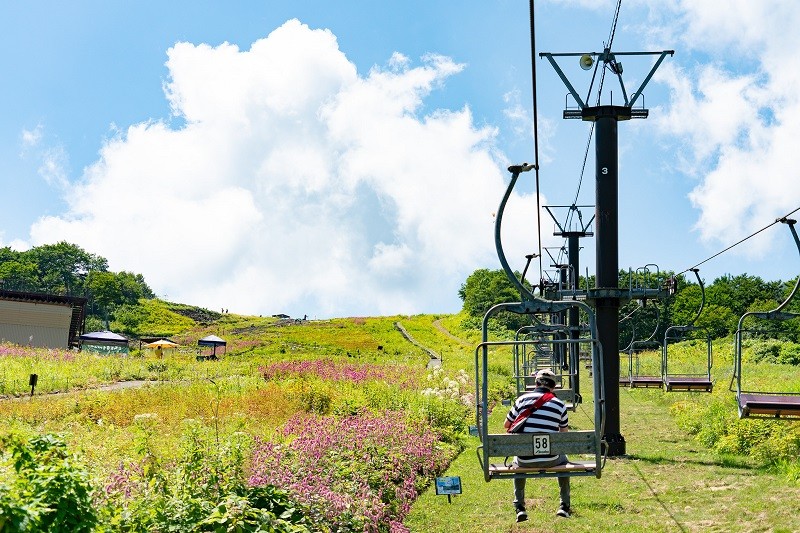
[540,47,673,456]
[541,246,571,372]
[544,204,594,400]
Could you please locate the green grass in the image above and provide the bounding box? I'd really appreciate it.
[407,363,800,532]
[2,313,800,531]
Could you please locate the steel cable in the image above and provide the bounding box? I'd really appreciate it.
[675,206,800,277]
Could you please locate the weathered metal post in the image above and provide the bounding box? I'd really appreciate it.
[587,104,626,455]
[539,47,673,457]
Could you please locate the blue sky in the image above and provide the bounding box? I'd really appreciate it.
[2,1,799,317]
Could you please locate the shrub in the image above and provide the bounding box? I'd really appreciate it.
[102,421,313,532]
[750,340,782,363]
[778,342,800,365]
[418,395,470,447]
[417,368,472,446]
[249,410,454,532]
[750,424,800,464]
[671,393,800,471]
[715,419,772,455]
[695,400,738,448]
[670,400,703,435]
[0,432,98,533]
[298,381,333,415]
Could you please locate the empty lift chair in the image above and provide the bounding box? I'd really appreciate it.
[617,302,642,387]
[475,163,605,483]
[623,301,664,389]
[662,269,713,392]
[731,217,800,419]
[514,320,578,411]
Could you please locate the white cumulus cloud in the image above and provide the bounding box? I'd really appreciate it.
[650,0,800,254]
[30,19,547,317]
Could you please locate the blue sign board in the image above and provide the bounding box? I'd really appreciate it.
[435,476,462,496]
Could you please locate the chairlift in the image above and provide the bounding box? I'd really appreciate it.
[616,302,639,387]
[662,269,713,392]
[514,320,578,411]
[476,332,605,481]
[731,218,800,419]
[475,164,606,483]
[515,322,563,377]
[622,300,663,389]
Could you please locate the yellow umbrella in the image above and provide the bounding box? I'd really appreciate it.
[144,339,179,359]
[144,339,180,349]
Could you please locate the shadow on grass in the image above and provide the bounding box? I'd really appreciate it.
[630,462,689,533]
[579,500,625,513]
[625,453,755,470]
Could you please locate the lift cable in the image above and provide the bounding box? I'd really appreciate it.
[606,0,623,50]
[570,124,595,211]
[675,205,800,277]
[529,0,544,284]
[569,0,622,219]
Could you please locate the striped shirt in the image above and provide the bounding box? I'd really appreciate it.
[505,386,568,464]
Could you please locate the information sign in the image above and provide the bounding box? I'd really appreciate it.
[435,476,462,496]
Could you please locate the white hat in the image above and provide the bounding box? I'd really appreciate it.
[534,369,558,383]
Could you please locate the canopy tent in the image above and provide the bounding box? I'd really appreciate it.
[198,334,226,359]
[144,339,180,348]
[144,338,180,359]
[79,330,129,355]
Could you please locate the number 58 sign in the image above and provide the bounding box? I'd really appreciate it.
[532,434,551,455]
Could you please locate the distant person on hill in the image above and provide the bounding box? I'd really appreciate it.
[155,345,163,359]
[504,369,571,522]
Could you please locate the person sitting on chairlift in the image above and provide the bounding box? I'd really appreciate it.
[504,368,571,522]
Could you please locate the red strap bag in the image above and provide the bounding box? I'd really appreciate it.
[507,392,555,433]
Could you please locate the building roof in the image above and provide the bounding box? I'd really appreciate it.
[198,334,226,346]
[79,330,129,345]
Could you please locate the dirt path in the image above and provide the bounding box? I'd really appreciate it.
[1,380,164,401]
[394,321,442,368]
[432,318,472,346]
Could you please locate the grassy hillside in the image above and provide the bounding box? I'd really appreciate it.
[1,310,799,531]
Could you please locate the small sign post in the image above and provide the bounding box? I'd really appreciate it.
[29,373,38,397]
[435,476,462,503]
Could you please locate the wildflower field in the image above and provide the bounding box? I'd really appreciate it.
[0,313,480,532]
[3,310,800,532]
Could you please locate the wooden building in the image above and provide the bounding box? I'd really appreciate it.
[0,290,87,349]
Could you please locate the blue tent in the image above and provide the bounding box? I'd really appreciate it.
[79,330,129,355]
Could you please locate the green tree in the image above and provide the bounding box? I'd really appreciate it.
[85,271,152,310]
[459,268,531,331]
[23,241,108,295]
[0,257,38,292]
[116,271,155,300]
[671,282,704,327]
[85,270,155,323]
[619,300,664,349]
[707,274,782,319]
[695,304,738,338]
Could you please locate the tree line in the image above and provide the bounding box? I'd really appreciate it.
[0,241,154,331]
[459,267,800,343]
